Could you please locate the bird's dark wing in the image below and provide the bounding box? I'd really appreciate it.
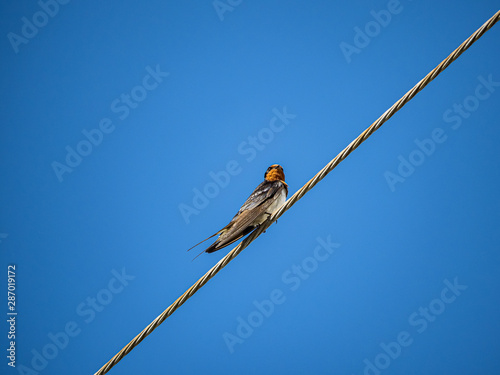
[205,197,276,252]
[186,182,275,253]
[189,180,287,256]
[207,181,287,252]
[236,180,286,214]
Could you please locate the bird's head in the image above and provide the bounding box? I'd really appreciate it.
[264,164,285,182]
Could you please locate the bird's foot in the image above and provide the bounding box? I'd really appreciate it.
[265,212,277,224]
[255,224,266,234]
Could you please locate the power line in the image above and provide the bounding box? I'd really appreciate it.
[94,9,500,375]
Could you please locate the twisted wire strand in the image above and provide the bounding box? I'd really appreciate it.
[95,10,500,375]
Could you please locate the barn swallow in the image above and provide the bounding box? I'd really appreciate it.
[188,164,288,259]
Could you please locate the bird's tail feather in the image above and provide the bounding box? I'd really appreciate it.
[186,232,219,252]
[191,246,210,261]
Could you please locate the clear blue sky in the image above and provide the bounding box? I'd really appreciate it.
[1,1,500,374]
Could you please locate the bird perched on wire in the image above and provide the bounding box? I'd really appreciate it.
[188,164,288,259]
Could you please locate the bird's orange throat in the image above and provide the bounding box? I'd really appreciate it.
[266,168,285,182]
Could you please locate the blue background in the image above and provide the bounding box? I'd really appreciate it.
[1,1,499,374]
